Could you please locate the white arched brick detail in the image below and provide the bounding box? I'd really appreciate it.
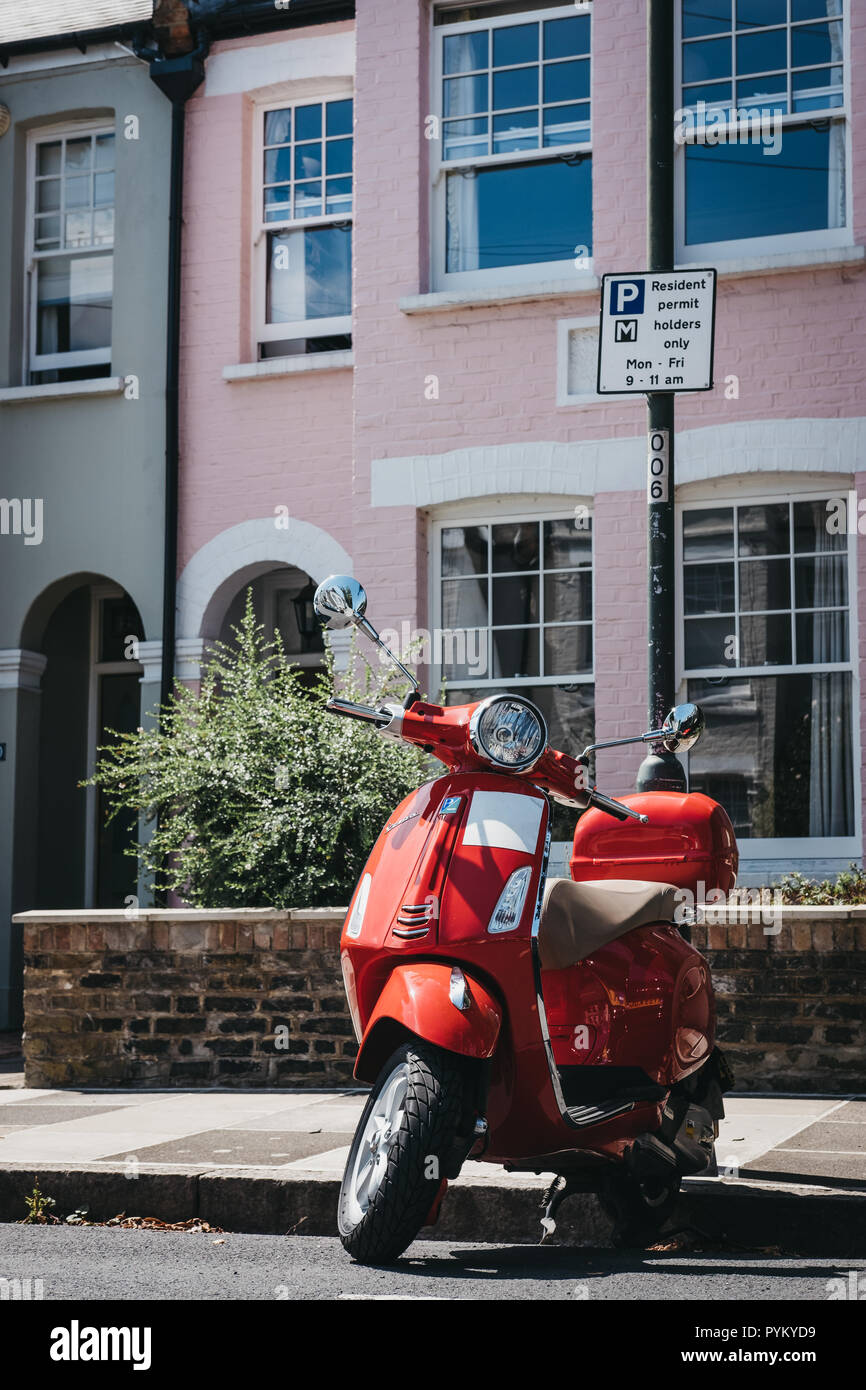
[370,418,866,507]
[679,418,866,484]
[371,439,641,506]
[177,517,352,648]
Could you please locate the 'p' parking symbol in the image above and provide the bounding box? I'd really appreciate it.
[611,279,645,315]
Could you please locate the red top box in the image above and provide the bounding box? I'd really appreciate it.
[571,791,738,897]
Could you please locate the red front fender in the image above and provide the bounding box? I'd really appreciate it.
[353,963,503,1084]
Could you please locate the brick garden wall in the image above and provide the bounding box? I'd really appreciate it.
[691,911,864,1093]
[15,910,353,1089]
[12,906,865,1092]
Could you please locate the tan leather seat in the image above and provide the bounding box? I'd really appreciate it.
[537,877,678,971]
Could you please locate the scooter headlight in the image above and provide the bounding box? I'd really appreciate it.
[469,695,547,772]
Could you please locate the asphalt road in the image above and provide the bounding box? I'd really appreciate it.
[0,1225,861,1301]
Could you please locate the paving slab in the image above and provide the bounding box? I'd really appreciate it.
[0,1088,51,1104]
[226,1100,366,1132]
[744,1150,866,1184]
[778,1120,866,1151]
[279,1144,354,1174]
[714,1097,848,1167]
[830,1101,866,1121]
[715,1096,844,1115]
[0,1104,129,1127]
[0,1131,198,1163]
[99,1130,356,1167]
[0,1091,166,1107]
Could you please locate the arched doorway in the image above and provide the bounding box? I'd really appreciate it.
[216,565,325,686]
[19,577,145,909]
[176,514,353,684]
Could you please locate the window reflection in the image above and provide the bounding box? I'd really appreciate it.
[446,157,592,272]
[688,674,854,838]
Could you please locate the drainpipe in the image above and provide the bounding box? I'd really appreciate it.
[140,45,205,905]
[145,47,207,722]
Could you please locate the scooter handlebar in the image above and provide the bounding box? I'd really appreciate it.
[322,698,646,824]
[325,697,392,727]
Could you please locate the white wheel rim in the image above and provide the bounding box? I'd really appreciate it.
[344,1061,409,1228]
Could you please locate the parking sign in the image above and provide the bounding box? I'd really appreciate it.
[597,269,716,394]
[609,279,646,316]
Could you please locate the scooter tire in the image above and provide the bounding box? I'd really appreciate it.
[338,1040,465,1265]
[598,1171,681,1249]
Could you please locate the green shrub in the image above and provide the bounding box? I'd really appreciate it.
[88,593,427,907]
[770,862,866,906]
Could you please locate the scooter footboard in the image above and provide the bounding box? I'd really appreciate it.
[353,963,502,1084]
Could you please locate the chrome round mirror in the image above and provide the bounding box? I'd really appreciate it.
[313,575,368,631]
[661,701,705,753]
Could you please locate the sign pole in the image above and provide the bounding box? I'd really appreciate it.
[637,0,686,793]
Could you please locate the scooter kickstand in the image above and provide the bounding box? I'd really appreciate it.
[539,1175,569,1242]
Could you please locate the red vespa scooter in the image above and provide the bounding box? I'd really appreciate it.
[314,576,738,1265]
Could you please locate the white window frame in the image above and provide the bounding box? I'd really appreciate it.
[675,1,852,263]
[253,81,353,356]
[431,502,595,696]
[675,488,861,860]
[430,2,593,292]
[25,118,115,382]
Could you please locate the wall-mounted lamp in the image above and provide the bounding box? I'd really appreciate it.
[292,579,321,649]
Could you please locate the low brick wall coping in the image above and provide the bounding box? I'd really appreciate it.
[12,902,866,927]
[11,904,865,956]
[12,908,348,925]
[11,904,866,934]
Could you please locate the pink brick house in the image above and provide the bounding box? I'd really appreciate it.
[177,0,865,882]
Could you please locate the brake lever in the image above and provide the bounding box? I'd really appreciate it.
[591,789,649,824]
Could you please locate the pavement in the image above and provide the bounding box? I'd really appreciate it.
[0,1068,863,1254]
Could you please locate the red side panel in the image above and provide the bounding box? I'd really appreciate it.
[543,923,716,1085]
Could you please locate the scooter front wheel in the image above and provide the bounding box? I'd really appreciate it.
[338,1040,465,1265]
